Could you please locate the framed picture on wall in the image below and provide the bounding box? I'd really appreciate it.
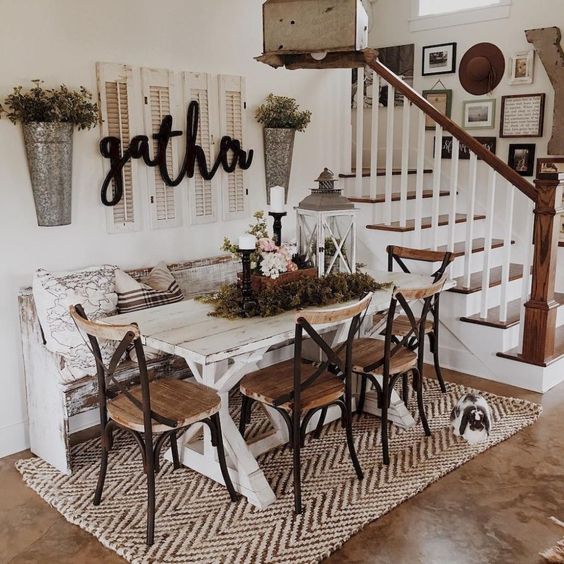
[508,144,536,176]
[509,50,535,85]
[462,99,496,129]
[422,43,457,76]
[500,93,545,137]
[435,136,497,160]
[422,89,452,129]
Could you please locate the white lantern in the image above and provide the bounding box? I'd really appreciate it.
[297,169,358,277]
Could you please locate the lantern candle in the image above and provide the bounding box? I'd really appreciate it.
[270,186,285,213]
[238,234,257,250]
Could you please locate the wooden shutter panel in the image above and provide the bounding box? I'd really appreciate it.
[96,62,142,233]
[141,68,183,229]
[219,75,248,221]
[183,72,218,224]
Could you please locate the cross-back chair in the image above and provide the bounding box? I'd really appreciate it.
[354,276,448,465]
[69,305,237,546]
[386,245,454,395]
[238,293,373,514]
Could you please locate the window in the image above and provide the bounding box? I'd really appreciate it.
[418,0,502,17]
[410,0,511,31]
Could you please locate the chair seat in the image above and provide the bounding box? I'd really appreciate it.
[108,379,220,433]
[391,315,433,337]
[240,359,344,412]
[350,338,418,376]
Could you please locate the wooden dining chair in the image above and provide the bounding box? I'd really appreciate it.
[238,293,373,514]
[69,305,237,546]
[354,276,448,465]
[386,245,454,395]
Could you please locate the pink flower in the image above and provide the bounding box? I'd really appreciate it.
[258,237,278,252]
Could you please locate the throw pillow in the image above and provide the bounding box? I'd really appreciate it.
[33,265,119,381]
[116,261,184,314]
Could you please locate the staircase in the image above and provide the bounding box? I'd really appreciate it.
[259,48,564,394]
[344,55,564,393]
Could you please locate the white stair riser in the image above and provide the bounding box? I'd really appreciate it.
[342,173,434,196]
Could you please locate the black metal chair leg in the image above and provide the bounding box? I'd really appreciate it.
[402,373,409,404]
[429,332,447,393]
[414,368,431,436]
[211,413,238,502]
[145,449,156,546]
[356,375,367,415]
[292,411,302,514]
[381,375,390,465]
[239,395,250,438]
[313,406,328,439]
[170,431,181,470]
[93,445,108,506]
[338,400,364,480]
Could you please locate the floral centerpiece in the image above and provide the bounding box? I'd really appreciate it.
[222,211,316,291]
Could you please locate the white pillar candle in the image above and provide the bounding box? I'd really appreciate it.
[238,233,257,250]
[270,186,285,213]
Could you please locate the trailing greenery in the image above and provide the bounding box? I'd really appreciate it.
[255,93,312,132]
[198,272,392,319]
[0,81,99,129]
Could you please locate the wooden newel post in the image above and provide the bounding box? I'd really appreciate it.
[521,170,563,365]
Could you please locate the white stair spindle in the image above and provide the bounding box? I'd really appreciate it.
[480,169,497,318]
[355,66,364,198]
[385,83,395,225]
[400,98,411,228]
[448,138,460,252]
[432,124,443,250]
[499,183,515,323]
[369,71,380,201]
[414,109,426,243]
[463,153,478,289]
[519,198,535,345]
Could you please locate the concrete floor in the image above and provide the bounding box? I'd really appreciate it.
[1,366,563,564]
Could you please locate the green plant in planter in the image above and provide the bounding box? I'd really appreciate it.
[0,80,98,128]
[255,93,312,131]
[0,81,99,226]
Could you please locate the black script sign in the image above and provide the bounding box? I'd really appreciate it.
[434,136,497,161]
[99,101,254,206]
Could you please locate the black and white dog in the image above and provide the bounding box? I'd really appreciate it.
[450,393,492,444]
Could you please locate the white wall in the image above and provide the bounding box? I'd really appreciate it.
[0,0,349,457]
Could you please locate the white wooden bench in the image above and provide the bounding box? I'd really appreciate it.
[18,255,239,474]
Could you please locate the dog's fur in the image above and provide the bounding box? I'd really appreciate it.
[450,393,492,444]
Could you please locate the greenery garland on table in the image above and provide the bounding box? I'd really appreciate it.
[198,272,393,319]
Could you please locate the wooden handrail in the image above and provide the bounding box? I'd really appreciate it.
[362,50,538,202]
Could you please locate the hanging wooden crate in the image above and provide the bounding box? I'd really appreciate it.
[262,0,368,55]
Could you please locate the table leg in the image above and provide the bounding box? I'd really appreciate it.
[164,352,279,509]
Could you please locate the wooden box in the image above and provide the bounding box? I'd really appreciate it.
[238,267,317,293]
[263,0,369,55]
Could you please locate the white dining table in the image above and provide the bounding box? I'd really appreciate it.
[105,270,455,508]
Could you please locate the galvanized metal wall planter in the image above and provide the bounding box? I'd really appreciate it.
[23,122,74,226]
[264,127,295,204]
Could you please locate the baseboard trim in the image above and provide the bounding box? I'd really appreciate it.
[0,420,29,459]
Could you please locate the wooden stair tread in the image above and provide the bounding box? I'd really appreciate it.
[367,213,485,233]
[461,292,564,330]
[340,168,433,178]
[497,325,564,367]
[449,263,524,295]
[349,189,450,204]
[437,238,513,257]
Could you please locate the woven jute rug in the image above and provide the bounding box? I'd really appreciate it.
[17,379,541,564]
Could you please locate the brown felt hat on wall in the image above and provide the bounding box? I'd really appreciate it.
[459,43,505,95]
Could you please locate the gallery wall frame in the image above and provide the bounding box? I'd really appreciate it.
[422,42,457,76]
[500,93,545,138]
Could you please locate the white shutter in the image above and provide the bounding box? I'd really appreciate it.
[96,62,142,233]
[183,72,218,224]
[218,75,248,221]
[141,68,183,229]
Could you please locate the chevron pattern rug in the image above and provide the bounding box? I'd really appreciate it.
[17,379,541,564]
